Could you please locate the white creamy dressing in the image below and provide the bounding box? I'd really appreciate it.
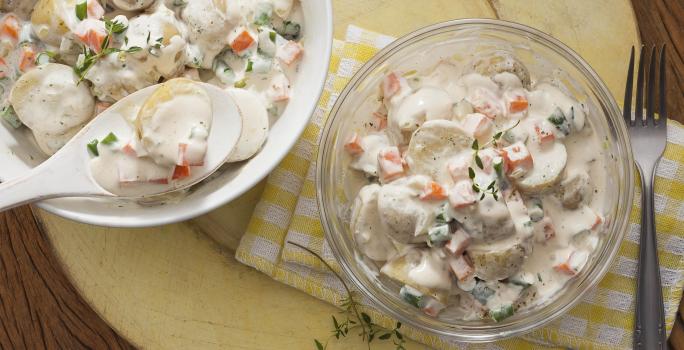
[346,53,608,321]
[1,0,304,164]
[89,79,212,196]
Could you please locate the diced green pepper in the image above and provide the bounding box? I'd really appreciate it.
[253,2,273,25]
[471,281,494,305]
[276,20,301,40]
[399,285,424,308]
[245,60,253,72]
[490,304,514,322]
[427,224,450,247]
[435,203,450,225]
[269,31,276,43]
[100,132,118,145]
[234,79,247,88]
[1,106,22,129]
[87,139,99,156]
[527,198,544,222]
[548,107,571,135]
[75,1,87,21]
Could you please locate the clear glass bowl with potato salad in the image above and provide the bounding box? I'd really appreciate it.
[318,20,633,341]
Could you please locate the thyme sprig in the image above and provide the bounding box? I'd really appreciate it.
[468,120,520,201]
[73,19,142,83]
[286,241,406,350]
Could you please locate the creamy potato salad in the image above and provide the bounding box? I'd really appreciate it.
[345,52,607,322]
[0,0,303,160]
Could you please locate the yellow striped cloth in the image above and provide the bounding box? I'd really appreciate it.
[236,25,684,349]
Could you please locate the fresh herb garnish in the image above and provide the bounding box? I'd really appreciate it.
[468,121,521,201]
[286,241,406,350]
[75,1,87,21]
[73,19,141,83]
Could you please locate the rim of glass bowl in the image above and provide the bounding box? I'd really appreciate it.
[317,18,634,342]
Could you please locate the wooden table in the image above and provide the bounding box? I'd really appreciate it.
[0,0,682,349]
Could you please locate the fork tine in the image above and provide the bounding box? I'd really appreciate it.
[635,45,645,125]
[623,46,635,126]
[658,44,667,123]
[646,46,657,126]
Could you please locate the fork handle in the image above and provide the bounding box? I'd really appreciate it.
[634,162,667,350]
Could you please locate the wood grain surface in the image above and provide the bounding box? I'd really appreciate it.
[0,1,679,349]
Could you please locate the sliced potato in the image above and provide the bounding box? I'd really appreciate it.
[350,184,398,261]
[226,89,269,162]
[467,235,532,281]
[405,120,472,185]
[9,63,95,135]
[181,0,232,69]
[380,248,451,303]
[136,78,212,166]
[469,50,531,88]
[377,176,436,243]
[111,0,155,11]
[31,0,78,46]
[389,87,453,135]
[32,125,82,155]
[514,141,567,193]
[558,169,590,209]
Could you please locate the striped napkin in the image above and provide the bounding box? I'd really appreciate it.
[236,25,684,350]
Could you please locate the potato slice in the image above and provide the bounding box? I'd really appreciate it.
[9,63,95,135]
[31,0,78,46]
[469,50,531,88]
[377,176,437,243]
[467,235,532,281]
[350,184,398,261]
[389,87,453,135]
[110,0,155,11]
[380,248,451,303]
[136,78,212,166]
[226,89,269,162]
[32,125,82,156]
[514,141,567,194]
[405,120,472,185]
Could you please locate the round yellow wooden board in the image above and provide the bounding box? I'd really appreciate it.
[36,1,640,349]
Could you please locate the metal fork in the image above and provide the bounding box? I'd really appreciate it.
[624,45,668,350]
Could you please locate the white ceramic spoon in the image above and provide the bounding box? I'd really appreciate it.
[0,82,242,212]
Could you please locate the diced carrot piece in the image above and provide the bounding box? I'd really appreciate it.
[172,165,191,180]
[461,113,492,138]
[276,40,303,65]
[0,57,8,79]
[378,146,404,182]
[87,0,105,19]
[501,142,533,175]
[508,96,529,113]
[448,180,477,208]
[230,31,255,54]
[420,181,448,201]
[445,229,471,255]
[0,14,20,43]
[344,133,364,156]
[121,143,137,157]
[447,157,470,181]
[149,178,169,185]
[269,73,290,101]
[73,19,107,53]
[591,214,603,230]
[18,45,35,72]
[95,101,111,115]
[177,143,189,166]
[541,216,556,240]
[382,72,401,99]
[372,111,387,130]
[553,262,576,276]
[534,124,555,144]
[449,254,474,281]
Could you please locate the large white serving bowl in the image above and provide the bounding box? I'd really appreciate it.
[0,0,333,227]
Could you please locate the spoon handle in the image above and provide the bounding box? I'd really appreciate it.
[0,148,107,211]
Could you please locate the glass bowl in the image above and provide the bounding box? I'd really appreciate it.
[316,19,634,342]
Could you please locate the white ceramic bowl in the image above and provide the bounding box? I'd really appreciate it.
[0,1,333,227]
